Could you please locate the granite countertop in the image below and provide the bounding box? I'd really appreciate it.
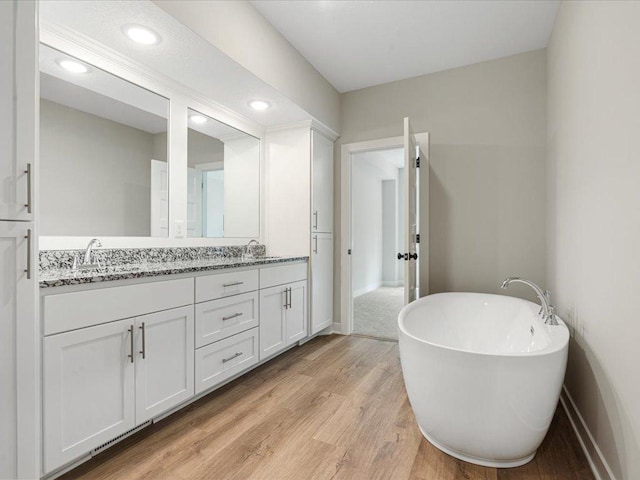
[39,255,308,288]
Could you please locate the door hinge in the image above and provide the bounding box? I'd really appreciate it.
[416,234,420,244]
[347,249,352,255]
[415,156,420,168]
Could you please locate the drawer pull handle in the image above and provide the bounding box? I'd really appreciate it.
[24,229,32,279]
[128,325,134,363]
[24,163,32,214]
[139,322,146,359]
[222,312,243,321]
[223,281,244,287]
[222,352,243,363]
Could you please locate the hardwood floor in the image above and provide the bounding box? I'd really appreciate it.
[60,335,594,480]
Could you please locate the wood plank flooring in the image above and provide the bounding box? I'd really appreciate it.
[60,335,594,480]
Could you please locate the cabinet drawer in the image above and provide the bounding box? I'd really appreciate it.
[43,278,194,336]
[195,269,258,303]
[195,328,259,394]
[259,263,307,289]
[195,292,258,348]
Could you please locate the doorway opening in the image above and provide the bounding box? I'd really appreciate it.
[351,148,406,339]
[340,121,429,340]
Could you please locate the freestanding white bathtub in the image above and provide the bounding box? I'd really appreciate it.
[398,292,569,468]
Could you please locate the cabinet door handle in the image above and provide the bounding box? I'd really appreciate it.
[222,352,243,363]
[24,163,32,214]
[223,281,244,287]
[139,322,146,359]
[283,288,288,309]
[128,325,134,363]
[287,287,292,309]
[24,229,32,280]
[222,312,243,321]
[313,210,318,230]
[313,235,318,254]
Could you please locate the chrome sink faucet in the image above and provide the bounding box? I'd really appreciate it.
[500,277,558,326]
[72,238,102,270]
[244,239,259,259]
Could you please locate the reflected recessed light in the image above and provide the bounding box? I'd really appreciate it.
[249,100,270,111]
[57,59,89,74]
[123,25,160,45]
[190,114,208,125]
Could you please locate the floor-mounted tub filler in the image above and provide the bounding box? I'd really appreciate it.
[397,282,569,468]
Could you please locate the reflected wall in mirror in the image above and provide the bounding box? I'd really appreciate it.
[187,109,260,238]
[39,44,169,237]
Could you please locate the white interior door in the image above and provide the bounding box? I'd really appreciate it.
[150,160,169,237]
[403,118,418,304]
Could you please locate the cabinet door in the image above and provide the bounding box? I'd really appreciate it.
[43,319,135,473]
[311,130,333,233]
[0,222,36,479]
[0,0,36,221]
[311,233,333,335]
[135,306,194,424]
[285,280,308,346]
[259,285,287,360]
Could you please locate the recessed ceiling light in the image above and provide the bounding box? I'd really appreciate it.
[249,100,271,111]
[123,25,160,45]
[190,114,208,125]
[57,59,89,74]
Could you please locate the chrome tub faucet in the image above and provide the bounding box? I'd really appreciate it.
[501,277,558,326]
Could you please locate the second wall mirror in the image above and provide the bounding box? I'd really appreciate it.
[187,109,260,238]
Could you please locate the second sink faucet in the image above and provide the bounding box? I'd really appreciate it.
[82,238,102,266]
[500,277,558,326]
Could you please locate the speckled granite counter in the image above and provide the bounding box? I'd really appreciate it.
[39,246,307,288]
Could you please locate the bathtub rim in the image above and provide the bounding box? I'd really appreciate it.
[398,292,569,358]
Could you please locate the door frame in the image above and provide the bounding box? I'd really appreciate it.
[340,133,429,335]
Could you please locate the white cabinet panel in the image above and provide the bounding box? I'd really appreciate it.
[259,262,307,289]
[0,222,36,479]
[43,319,135,473]
[135,306,194,424]
[311,233,333,334]
[285,280,308,345]
[0,0,36,221]
[195,328,259,394]
[195,292,258,348]
[311,130,334,233]
[195,269,258,303]
[259,285,287,360]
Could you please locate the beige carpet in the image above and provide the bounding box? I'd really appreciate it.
[353,287,404,340]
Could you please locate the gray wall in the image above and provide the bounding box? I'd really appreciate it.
[337,49,547,318]
[40,99,162,237]
[547,2,640,478]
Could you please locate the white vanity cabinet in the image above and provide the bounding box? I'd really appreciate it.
[43,319,136,473]
[259,264,308,360]
[42,279,195,474]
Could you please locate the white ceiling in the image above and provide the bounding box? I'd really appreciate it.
[251,0,560,93]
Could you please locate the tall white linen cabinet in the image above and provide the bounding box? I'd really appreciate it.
[265,124,336,336]
[0,1,39,479]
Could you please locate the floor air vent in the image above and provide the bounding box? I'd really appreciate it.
[90,420,153,456]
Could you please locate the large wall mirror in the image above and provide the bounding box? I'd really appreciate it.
[39,44,169,237]
[187,109,260,238]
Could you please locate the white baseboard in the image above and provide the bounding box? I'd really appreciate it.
[381,280,401,287]
[353,281,382,298]
[560,386,616,480]
[332,322,345,335]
